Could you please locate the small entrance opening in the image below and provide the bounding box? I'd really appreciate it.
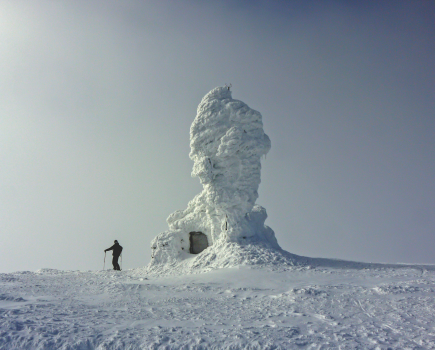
[189,232,208,254]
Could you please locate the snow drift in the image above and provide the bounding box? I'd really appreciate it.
[149,87,288,271]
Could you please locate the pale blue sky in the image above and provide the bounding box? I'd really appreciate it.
[1,0,434,272]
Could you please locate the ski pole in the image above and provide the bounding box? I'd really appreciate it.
[103,251,106,270]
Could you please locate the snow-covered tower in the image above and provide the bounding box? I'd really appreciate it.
[149,87,280,266]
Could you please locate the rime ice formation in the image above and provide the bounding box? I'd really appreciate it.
[150,87,280,267]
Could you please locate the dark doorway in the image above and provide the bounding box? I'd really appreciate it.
[189,232,208,254]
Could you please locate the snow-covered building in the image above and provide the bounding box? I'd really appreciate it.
[149,86,280,268]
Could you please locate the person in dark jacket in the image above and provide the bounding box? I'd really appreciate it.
[104,240,123,270]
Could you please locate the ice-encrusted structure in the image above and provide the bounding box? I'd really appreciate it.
[149,87,282,269]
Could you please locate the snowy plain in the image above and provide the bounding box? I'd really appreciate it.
[1,249,435,350]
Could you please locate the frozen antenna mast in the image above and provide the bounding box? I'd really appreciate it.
[225,83,232,91]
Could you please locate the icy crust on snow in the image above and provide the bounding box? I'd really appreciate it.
[150,87,278,269]
[3,264,435,349]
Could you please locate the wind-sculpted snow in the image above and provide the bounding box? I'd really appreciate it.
[146,242,299,276]
[150,87,278,270]
[1,264,435,349]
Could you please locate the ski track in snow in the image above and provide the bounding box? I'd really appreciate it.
[1,262,435,349]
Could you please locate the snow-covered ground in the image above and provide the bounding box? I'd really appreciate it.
[1,252,435,349]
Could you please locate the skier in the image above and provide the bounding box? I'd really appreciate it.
[104,240,123,270]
